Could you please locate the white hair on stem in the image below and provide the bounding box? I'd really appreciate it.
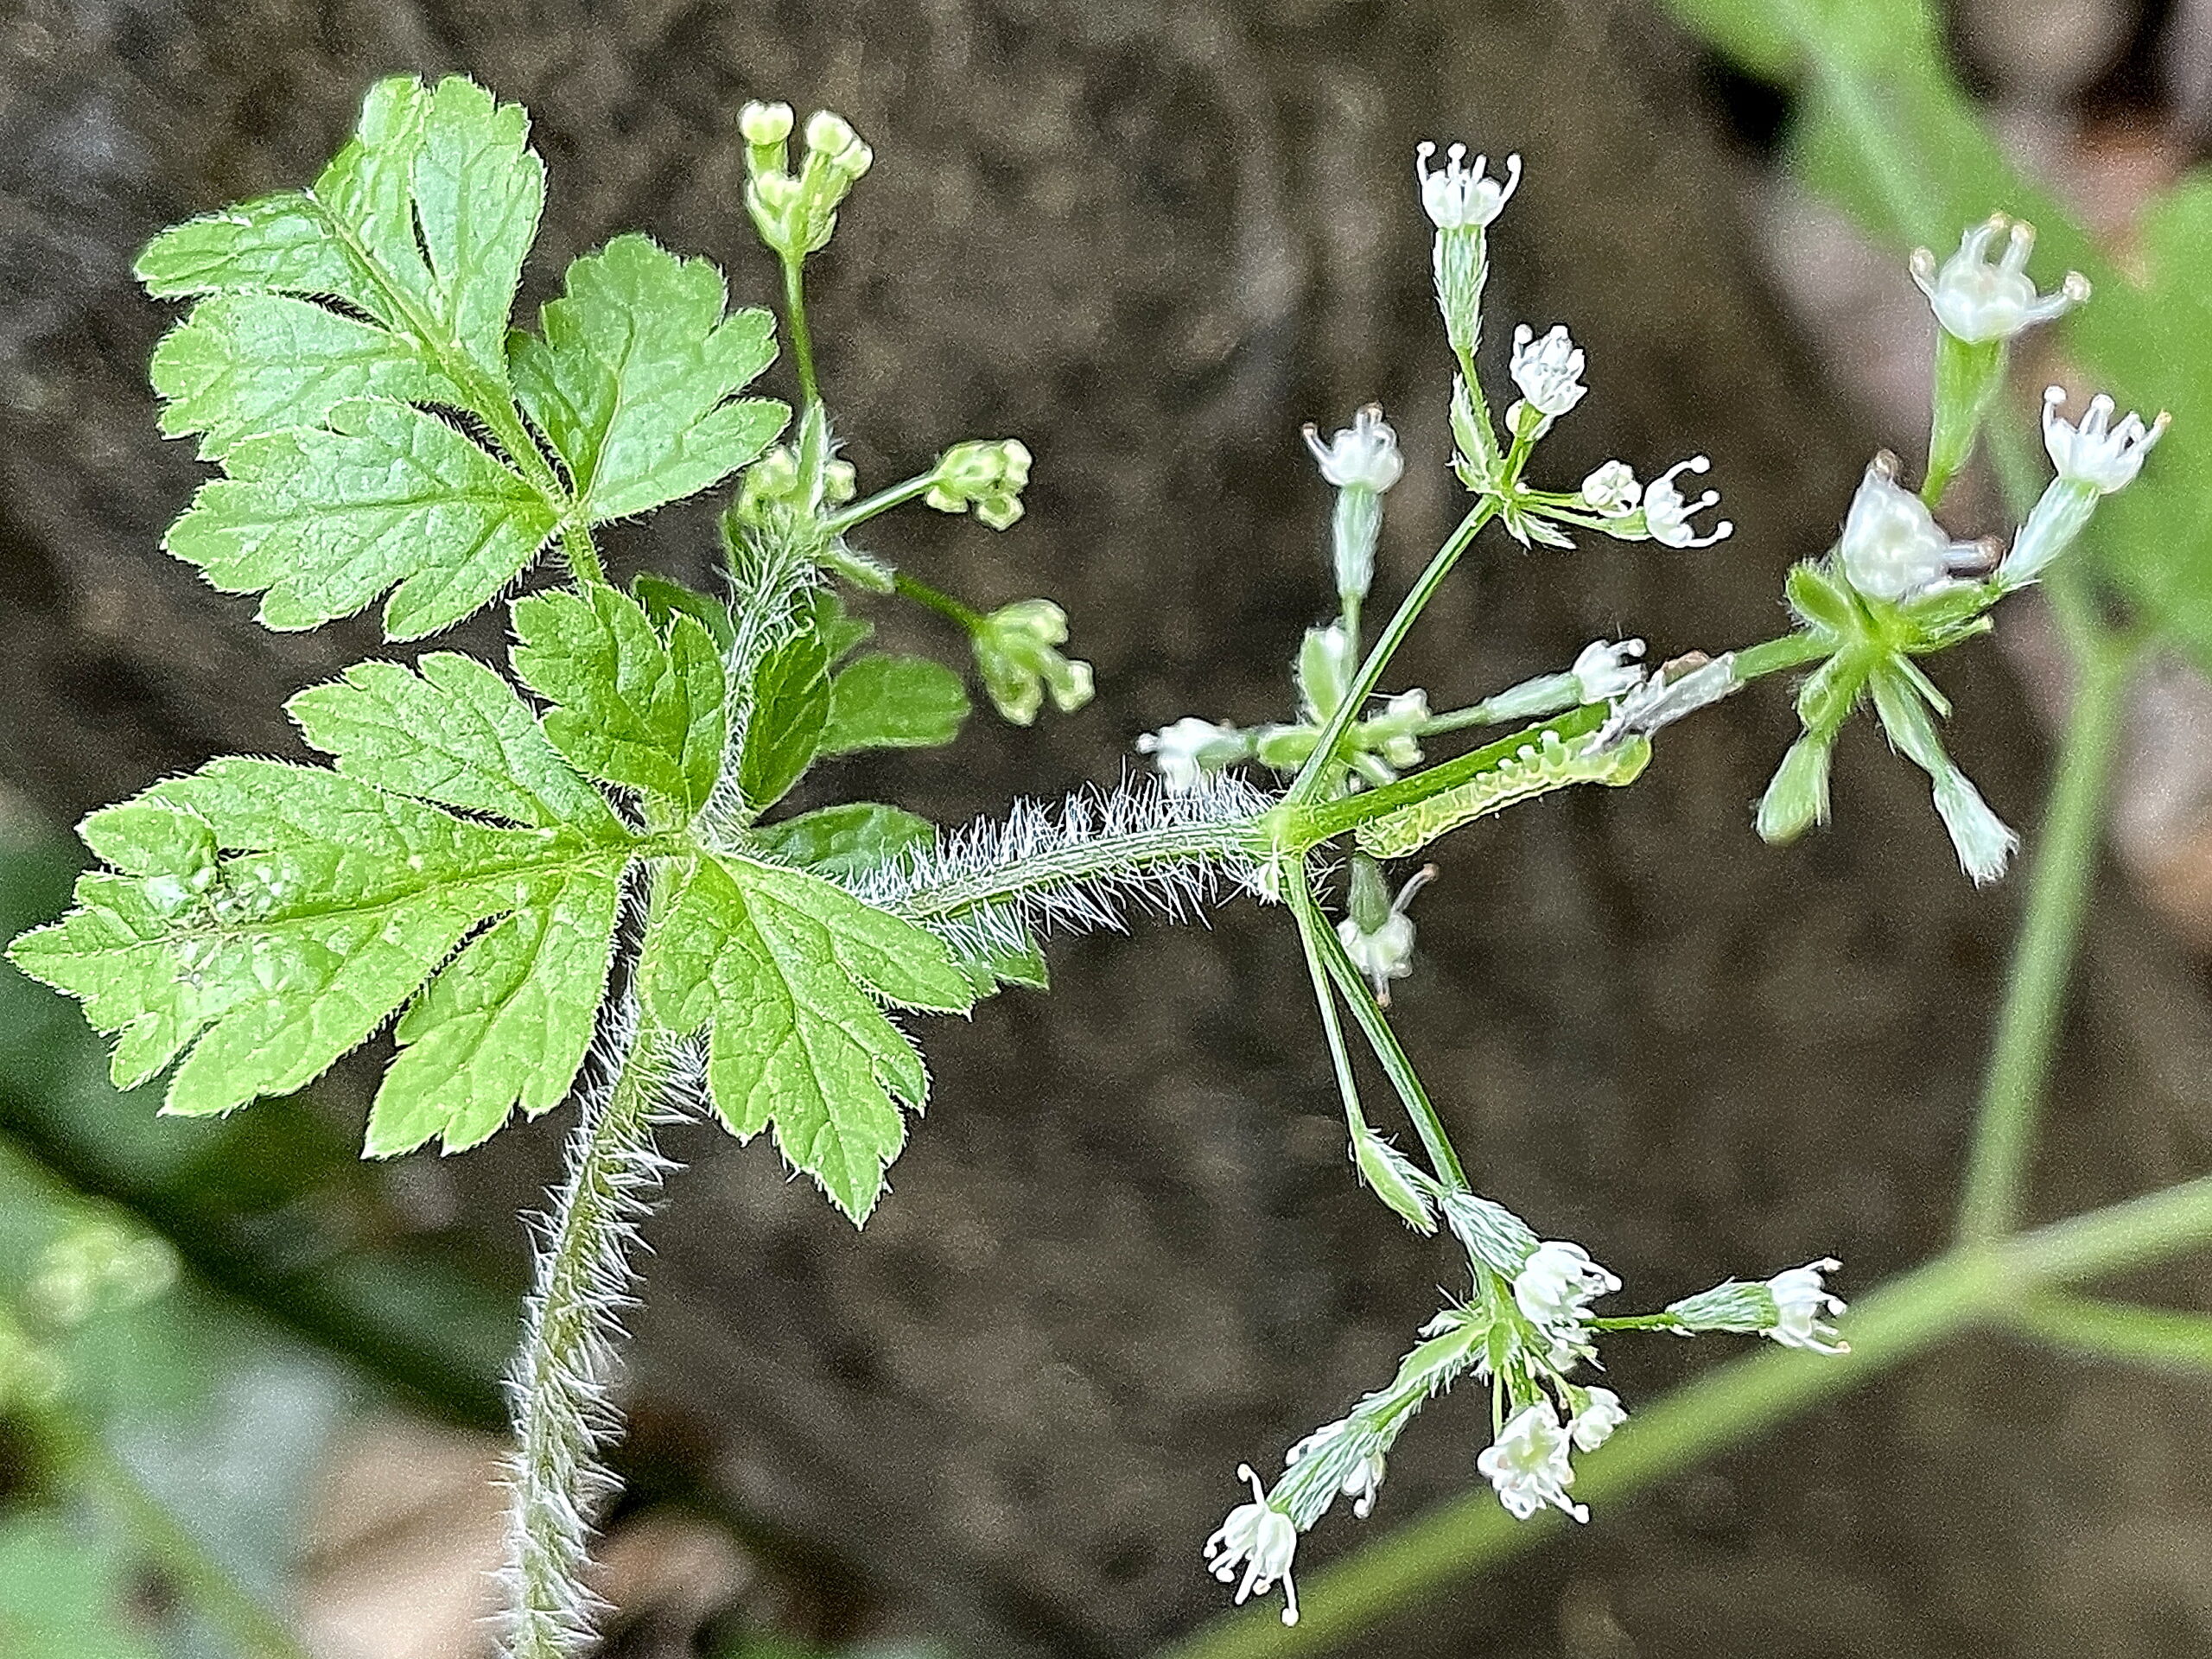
[497,982,686,1659]
[849,772,1273,962]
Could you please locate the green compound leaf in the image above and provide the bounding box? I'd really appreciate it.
[818,654,970,755]
[137,76,565,639]
[639,853,975,1222]
[6,653,636,1151]
[163,397,561,639]
[512,232,787,521]
[512,585,728,819]
[139,74,543,412]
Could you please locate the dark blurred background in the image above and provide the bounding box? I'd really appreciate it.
[3,1,2212,1656]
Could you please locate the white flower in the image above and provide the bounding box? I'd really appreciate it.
[1510,324,1587,419]
[1478,1402,1588,1522]
[1763,1258,1848,1354]
[1836,459,1989,602]
[1570,1387,1628,1452]
[1204,1465,1300,1625]
[1340,1449,1387,1518]
[1513,1239,1622,1330]
[1642,456,1732,549]
[1136,716,1238,794]
[1571,639,1646,703]
[2041,385,2170,494]
[1304,404,1404,492]
[1580,461,1640,514]
[1338,866,1435,1002]
[1414,142,1522,230]
[1910,215,2088,345]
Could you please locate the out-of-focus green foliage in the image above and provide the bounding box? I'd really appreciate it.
[1662,0,2212,672]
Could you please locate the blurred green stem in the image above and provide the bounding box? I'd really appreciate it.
[22,1391,311,1659]
[1955,625,2133,1240]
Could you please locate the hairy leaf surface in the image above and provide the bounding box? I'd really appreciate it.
[512,233,785,520]
[7,654,635,1154]
[819,655,970,754]
[164,398,561,639]
[639,854,973,1221]
[511,586,728,819]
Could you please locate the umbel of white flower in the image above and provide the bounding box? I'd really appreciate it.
[1642,456,1732,548]
[1513,1239,1623,1329]
[1414,141,1521,230]
[1837,456,1989,602]
[1910,214,2089,345]
[1477,1402,1588,1522]
[1204,1465,1300,1625]
[1510,323,1587,419]
[1305,404,1405,493]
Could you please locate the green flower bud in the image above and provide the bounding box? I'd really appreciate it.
[1348,1118,1438,1235]
[739,99,794,181]
[974,599,1094,725]
[925,439,1033,530]
[1755,729,1834,846]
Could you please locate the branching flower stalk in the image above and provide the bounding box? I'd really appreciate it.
[3,72,2173,1656]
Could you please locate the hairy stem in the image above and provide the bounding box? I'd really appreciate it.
[1955,632,2133,1240]
[502,1007,681,1659]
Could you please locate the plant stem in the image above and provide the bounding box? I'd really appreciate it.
[781,255,821,410]
[827,472,941,536]
[25,1392,312,1659]
[1152,1171,2212,1659]
[1286,501,1499,808]
[2009,1293,2212,1375]
[503,1010,679,1659]
[893,570,986,631]
[1955,632,2133,1241]
[1306,884,1471,1193]
[1287,872,1371,1139]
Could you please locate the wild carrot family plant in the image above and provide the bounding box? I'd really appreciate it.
[6,73,2179,1654]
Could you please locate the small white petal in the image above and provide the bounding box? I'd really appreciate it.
[1580,461,1641,514]
[1763,1258,1849,1354]
[1643,456,1732,549]
[2040,384,2170,494]
[1510,323,1588,419]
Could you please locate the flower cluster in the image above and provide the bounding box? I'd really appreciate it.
[1202,1204,1851,1624]
[740,102,875,260]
